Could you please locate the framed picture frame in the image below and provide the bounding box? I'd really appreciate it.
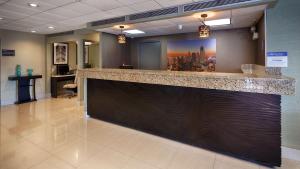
[53,43,68,65]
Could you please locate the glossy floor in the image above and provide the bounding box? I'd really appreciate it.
[0,98,299,169]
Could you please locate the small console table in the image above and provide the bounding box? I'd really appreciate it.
[8,75,42,104]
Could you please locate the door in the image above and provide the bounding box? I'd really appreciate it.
[139,41,161,70]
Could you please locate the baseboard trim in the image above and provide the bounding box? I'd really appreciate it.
[282,146,300,161]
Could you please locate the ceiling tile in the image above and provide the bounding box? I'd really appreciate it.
[146,19,175,27]
[81,0,122,11]
[47,7,82,18]
[116,0,145,5]
[34,12,67,22]
[0,9,29,20]
[4,22,33,30]
[129,0,162,12]
[0,2,40,15]
[156,0,193,7]
[55,11,113,27]
[38,0,77,6]
[106,6,137,17]
[8,0,57,11]
[14,17,48,27]
[62,2,100,15]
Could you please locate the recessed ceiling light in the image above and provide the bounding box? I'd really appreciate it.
[28,3,39,7]
[31,30,36,33]
[123,29,145,34]
[48,26,54,29]
[204,18,231,26]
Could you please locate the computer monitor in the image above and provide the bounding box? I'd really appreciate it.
[57,65,69,75]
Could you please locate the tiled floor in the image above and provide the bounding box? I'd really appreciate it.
[0,98,299,169]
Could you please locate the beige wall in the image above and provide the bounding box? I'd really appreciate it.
[130,28,257,73]
[0,29,46,105]
[256,14,266,66]
[89,43,100,68]
[68,41,77,70]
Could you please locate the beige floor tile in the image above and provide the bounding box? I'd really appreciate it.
[106,131,142,157]
[0,126,23,145]
[132,134,177,169]
[68,118,106,137]
[122,158,159,169]
[85,124,129,147]
[30,156,75,169]
[54,138,103,167]
[275,158,300,169]
[0,140,51,169]
[78,147,129,169]
[167,145,215,169]
[23,124,81,153]
[214,154,260,169]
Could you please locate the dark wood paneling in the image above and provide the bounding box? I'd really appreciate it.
[87,79,281,167]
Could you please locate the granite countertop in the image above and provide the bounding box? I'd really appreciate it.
[78,68,295,95]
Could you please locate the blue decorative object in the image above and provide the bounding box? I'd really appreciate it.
[16,65,21,77]
[27,69,33,76]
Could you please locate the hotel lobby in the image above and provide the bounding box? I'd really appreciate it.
[0,0,300,169]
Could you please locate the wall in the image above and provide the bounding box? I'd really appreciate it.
[89,43,100,68]
[100,32,131,68]
[130,28,257,73]
[68,41,77,70]
[266,0,300,150]
[256,14,266,66]
[0,29,46,105]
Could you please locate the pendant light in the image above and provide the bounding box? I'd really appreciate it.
[198,14,210,38]
[117,26,126,44]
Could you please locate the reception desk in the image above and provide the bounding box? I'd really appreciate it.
[78,68,295,167]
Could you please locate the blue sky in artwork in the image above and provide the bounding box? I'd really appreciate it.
[168,39,216,53]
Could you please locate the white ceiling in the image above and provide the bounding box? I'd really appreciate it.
[98,5,266,38]
[0,0,202,34]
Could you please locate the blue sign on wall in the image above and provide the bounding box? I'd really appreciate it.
[2,49,15,56]
[266,51,288,67]
[267,52,288,57]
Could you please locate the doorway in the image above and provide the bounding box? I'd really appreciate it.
[139,41,161,70]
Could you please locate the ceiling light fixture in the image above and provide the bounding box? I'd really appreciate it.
[28,3,39,7]
[31,30,36,33]
[113,25,130,29]
[123,29,145,34]
[204,18,231,26]
[48,26,54,29]
[117,26,126,44]
[193,12,215,19]
[0,17,3,20]
[198,14,210,38]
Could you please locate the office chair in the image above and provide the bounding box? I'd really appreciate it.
[63,70,78,98]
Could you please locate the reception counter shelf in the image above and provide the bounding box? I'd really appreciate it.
[78,68,295,95]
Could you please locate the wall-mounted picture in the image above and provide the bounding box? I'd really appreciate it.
[53,43,68,65]
[167,39,216,72]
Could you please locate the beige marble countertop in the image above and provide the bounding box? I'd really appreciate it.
[78,68,295,95]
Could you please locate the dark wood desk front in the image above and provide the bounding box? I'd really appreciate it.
[51,74,75,98]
